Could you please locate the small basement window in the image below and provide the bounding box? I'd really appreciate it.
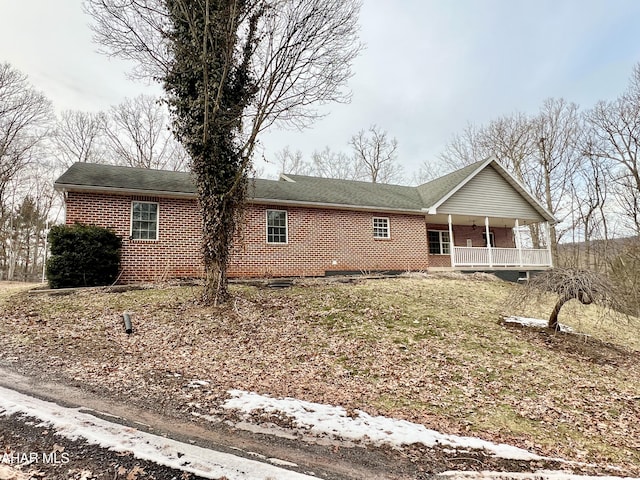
[267,210,288,243]
[373,217,390,239]
[131,201,158,240]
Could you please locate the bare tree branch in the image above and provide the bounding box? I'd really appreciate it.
[349,125,403,183]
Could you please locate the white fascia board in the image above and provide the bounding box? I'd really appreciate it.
[54,183,197,199]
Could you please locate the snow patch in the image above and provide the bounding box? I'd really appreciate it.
[503,316,574,332]
[0,386,318,480]
[186,379,210,388]
[222,389,541,461]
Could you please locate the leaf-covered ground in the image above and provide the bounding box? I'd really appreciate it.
[1,274,639,476]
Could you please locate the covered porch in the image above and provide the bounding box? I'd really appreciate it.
[427,214,553,270]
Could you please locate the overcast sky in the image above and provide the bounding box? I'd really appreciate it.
[1,0,640,180]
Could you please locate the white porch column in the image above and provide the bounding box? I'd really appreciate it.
[544,221,554,267]
[515,219,523,267]
[485,216,493,268]
[448,214,455,268]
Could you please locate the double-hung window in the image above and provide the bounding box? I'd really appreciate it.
[131,201,158,240]
[428,230,450,255]
[373,217,390,239]
[267,210,287,243]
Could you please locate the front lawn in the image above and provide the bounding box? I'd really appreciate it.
[1,275,638,475]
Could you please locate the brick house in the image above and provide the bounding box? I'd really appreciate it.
[53,158,556,283]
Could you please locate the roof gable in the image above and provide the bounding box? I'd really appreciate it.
[437,164,545,221]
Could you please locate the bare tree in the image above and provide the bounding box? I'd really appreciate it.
[438,114,537,186]
[54,110,106,166]
[532,98,582,261]
[311,147,361,180]
[0,62,53,210]
[274,146,312,175]
[0,63,53,280]
[85,0,362,303]
[585,66,640,235]
[438,122,491,171]
[566,145,612,270]
[84,0,172,81]
[511,268,623,331]
[413,159,445,184]
[105,94,188,170]
[349,125,403,183]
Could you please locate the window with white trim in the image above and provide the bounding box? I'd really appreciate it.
[373,217,390,239]
[131,201,158,240]
[267,210,287,243]
[428,230,450,254]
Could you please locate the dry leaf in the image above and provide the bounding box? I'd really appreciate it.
[126,465,145,480]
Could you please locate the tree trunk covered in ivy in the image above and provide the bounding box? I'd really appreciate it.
[163,0,261,304]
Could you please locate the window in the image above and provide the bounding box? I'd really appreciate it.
[373,217,390,239]
[131,201,158,240]
[428,230,450,255]
[482,231,495,247]
[267,210,287,243]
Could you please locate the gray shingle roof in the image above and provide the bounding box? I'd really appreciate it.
[55,162,197,195]
[53,160,555,221]
[416,160,485,207]
[54,163,429,212]
[254,174,425,211]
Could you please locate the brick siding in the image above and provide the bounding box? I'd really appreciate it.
[65,192,203,283]
[64,192,431,282]
[229,205,430,277]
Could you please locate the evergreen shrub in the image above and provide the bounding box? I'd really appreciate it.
[46,223,122,288]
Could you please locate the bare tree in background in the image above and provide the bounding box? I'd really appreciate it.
[0,63,53,280]
[437,114,537,185]
[566,143,612,270]
[350,125,403,183]
[532,98,582,261]
[586,65,640,235]
[438,122,491,171]
[105,94,188,171]
[54,110,106,166]
[85,0,362,303]
[0,62,52,210]
[274,146,311,175]
[311,147,361,180]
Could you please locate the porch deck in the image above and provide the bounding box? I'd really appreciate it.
[453,246,552,268]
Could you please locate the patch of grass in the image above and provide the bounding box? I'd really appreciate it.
[0,276,639,474]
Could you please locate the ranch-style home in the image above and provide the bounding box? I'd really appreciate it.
[53,158,556,283]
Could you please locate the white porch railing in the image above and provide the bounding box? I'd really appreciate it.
[453,246,552,268]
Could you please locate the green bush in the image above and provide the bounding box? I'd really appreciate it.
[46,224,122,288]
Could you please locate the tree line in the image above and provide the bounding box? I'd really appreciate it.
[423,67,640,314]
[0,61,187,281]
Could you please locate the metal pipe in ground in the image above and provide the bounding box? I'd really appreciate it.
[123,313,133,334]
